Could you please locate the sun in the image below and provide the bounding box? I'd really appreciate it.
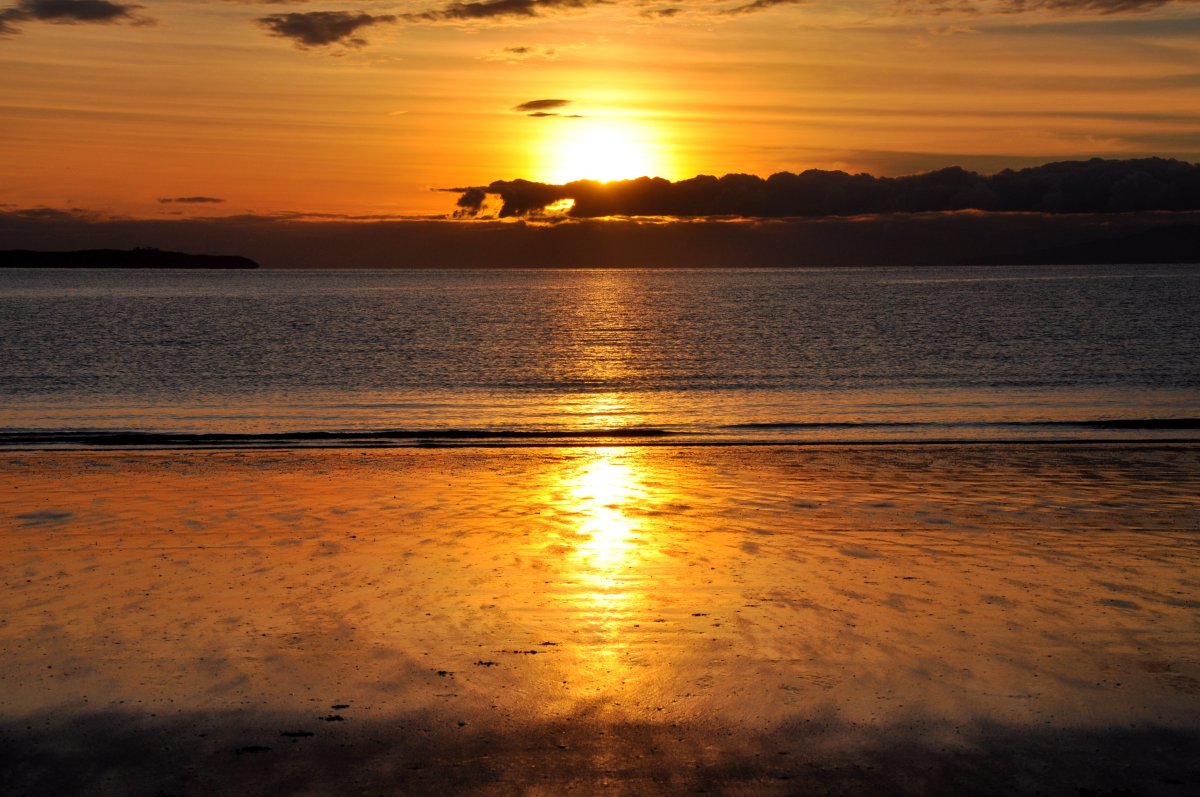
[544,120,663,185]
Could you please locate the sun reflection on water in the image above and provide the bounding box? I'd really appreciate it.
[539,270,671,709]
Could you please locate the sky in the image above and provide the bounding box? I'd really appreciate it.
[1,0,1199,223]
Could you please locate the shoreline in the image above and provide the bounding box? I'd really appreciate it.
[3,437,1200,452]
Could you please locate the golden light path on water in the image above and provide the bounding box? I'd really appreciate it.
[546,268,661,704]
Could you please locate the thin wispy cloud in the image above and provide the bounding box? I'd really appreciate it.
[639,6,680,17]
[485,43,563,61]
[998,0,1173,11]
[718,0,804,16]
[897,0,1185,13]
[403,0,605,23]
[158,196,226,204]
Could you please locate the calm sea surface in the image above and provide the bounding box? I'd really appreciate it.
[1,265,1198,447]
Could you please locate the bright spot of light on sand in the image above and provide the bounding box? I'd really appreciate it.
[572,453,639,575]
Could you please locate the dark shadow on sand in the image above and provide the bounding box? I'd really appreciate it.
[1,707,1196,796]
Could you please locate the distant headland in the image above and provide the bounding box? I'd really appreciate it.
[0,249,259,269]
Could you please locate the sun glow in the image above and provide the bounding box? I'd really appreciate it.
[544,120,664,185]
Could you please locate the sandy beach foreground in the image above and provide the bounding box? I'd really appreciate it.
[1,444,1198,796]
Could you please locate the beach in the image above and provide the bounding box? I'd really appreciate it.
[6,0,1200,791]
[2,443,1198,795]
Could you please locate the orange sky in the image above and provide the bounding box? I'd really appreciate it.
[1,0,1198,219]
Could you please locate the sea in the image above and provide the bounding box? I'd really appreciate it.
[1,265,1198,448]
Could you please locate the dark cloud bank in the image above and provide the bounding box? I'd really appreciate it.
[2,160,1197,269]
[453,157,1200,219]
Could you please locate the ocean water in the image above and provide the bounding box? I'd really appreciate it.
[1,265,1198,447]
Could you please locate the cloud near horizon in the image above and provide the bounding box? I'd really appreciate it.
[0,0,148,36]
[157,196,226,205]
[450,157,1200,218]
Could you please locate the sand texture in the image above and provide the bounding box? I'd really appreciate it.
[1,444,1198,795]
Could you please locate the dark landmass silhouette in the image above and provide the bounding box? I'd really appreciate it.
[0,248,259,269]
[452,158,1200,219]
[970,224,1200,266]
[1,188,1198,268]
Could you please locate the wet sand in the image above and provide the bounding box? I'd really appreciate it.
[1,444,1198,795]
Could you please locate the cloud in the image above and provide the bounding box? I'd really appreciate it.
[513,98,571,112]
[512,98,576,117]
[256,10,396,47]
[158,196,226,205]
[403,0,606,23]
[512,98,584,118]
[719,0,804,15]
[997,0,1173,11]
[897,0,1185,13]
[0,0,148,35]
[485,43,562,60]
[639,0,805,19]
[640,6,681,17]
[1,206,105,222]
[450,158,1200,218]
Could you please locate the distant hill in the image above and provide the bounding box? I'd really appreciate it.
[0,249,259,269]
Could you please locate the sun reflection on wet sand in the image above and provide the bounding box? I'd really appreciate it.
[543,448,667,711]
[571,452,641,581]
[2,446,1200,794]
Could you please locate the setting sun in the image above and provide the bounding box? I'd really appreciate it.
[544,120,665,185]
